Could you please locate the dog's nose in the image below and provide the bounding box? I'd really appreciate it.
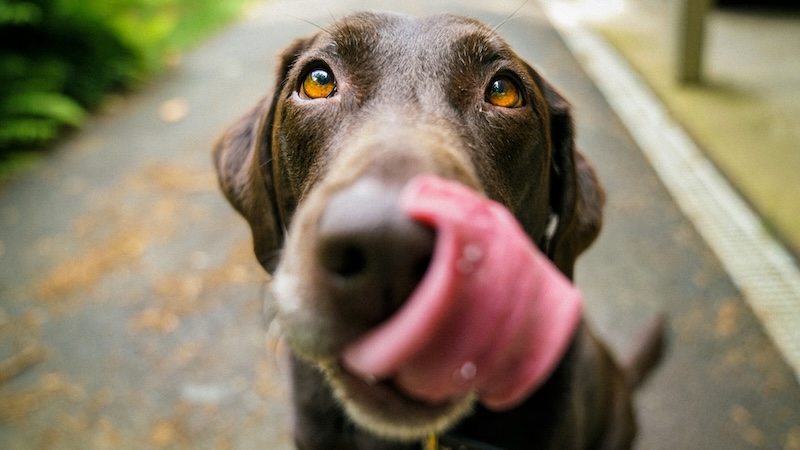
[315,179,435,329]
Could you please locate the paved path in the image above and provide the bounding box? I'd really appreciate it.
[1,0,798,448]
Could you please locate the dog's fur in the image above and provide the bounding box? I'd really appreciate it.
[213,12,663,449]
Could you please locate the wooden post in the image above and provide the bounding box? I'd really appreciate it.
[677,0,713,84]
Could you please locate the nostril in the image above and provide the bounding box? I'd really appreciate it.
[320,240,368,279]
[412,253,432,284]
[313,178,436,329]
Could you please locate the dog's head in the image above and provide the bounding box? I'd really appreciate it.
[213,12,603,441]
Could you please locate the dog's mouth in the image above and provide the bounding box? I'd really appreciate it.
[318,359,476,441]
[276,175,583,440]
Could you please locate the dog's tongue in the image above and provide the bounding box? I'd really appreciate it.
[342,175,582,410]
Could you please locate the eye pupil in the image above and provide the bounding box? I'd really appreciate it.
[302,67,336,99]
[486,76,521,108]
[491,79,507,95]
[310,69,331,86]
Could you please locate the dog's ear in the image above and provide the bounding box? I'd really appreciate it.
[212,38,312,272]
[538,78,605,279]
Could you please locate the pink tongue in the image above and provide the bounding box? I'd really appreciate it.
[342,175,582,410]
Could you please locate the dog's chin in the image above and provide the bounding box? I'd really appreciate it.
[318,360,476,442]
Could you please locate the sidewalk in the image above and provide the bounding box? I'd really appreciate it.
[1,0,799,448]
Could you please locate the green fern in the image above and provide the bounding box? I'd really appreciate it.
[0,118,61,146]
[0,0,135,155]
[0,0,252,162]
[0,0,41,26]
[2,92,86,126]
[0,90,86,149]
[0,54,86,151]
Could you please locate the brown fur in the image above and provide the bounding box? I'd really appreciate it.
[213,12,662,449]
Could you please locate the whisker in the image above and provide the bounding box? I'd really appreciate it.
[493,0,531,32]
[287,14,332,34]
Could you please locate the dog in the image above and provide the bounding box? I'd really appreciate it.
[213,12,663,449]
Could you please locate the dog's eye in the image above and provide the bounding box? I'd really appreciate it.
[485,76,522,108]
[301,68,336,99]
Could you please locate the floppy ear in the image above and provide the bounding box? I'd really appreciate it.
[539,78,605,279]
[212,38,312,272]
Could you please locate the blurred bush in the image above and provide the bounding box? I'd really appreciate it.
[0,0,250,164]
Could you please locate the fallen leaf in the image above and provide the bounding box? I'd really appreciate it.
[0,342,47,384]
[786,426,800,450]
[132,308,180,334]
[150,419,179,448]
[158,97,190,124]
[715,300,737,338]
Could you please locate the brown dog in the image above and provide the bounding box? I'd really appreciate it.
[213,12,663,450]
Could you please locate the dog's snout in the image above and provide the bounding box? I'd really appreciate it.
[315,179,435,329]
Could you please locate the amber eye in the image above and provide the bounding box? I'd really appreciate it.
[301,67,336,99]
[486,76,522,108]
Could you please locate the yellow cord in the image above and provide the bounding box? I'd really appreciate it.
[424,432,438,450]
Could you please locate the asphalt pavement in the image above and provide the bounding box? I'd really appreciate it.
[1,0,798,448]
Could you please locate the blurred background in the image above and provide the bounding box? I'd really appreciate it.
[577,0,800,262]
[0,0,253,175]
[0,0,798,448]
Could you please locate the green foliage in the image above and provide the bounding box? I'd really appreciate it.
[0,0,139,155]
[0,0,252,163]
